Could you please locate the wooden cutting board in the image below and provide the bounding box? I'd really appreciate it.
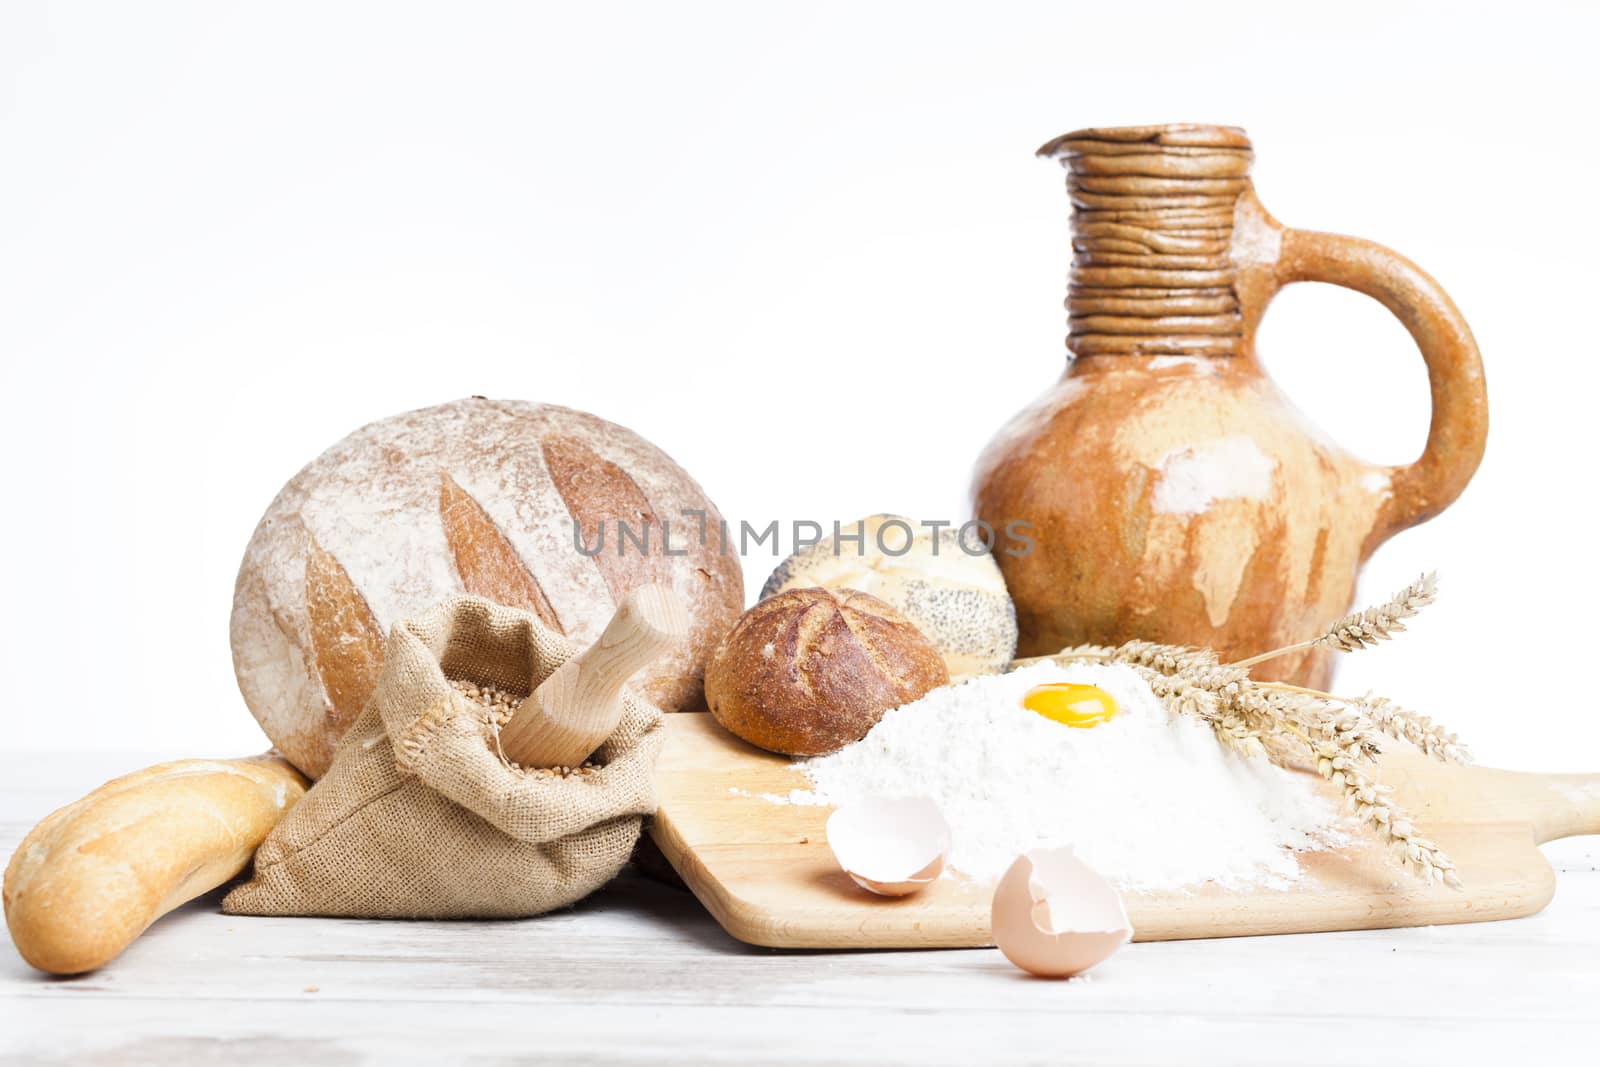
[648,713,1600,948]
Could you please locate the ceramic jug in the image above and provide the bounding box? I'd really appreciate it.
[972,124,1488,689]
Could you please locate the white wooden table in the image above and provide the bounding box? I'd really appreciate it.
[3,752,1596,1066]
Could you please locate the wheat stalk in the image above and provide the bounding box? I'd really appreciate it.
[1010,645,1117,670]
[1314,572,1439,651]
[1313,742,1461,888]
[1131,666,1268,760]
[1256,682,1472,765]
[1346,693,1471,764]
[1232,572,1438,669]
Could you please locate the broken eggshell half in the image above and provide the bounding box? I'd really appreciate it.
[825,796,951,897]
[991,847,1132,978]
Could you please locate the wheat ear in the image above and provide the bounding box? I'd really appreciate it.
[1346,692,1472,764]
[1131,666,1268,760]
[1232,573,1438,669]
[1312,743,1461,888]
[1256,682,1471,765]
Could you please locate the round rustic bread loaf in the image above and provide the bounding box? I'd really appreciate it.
[761,514,1018,677]
[704,587,949,757]
[232,397,744,778]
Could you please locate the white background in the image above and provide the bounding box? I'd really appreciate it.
[2,1,1595,769]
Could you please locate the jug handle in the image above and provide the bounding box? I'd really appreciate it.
[1272,228,1489,548]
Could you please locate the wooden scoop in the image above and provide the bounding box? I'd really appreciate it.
[498,584,690,769]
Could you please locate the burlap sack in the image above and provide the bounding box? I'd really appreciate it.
[224,595,664,918]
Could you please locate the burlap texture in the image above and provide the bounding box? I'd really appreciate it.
[224,595,664,918]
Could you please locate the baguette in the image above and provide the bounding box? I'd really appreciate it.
[3,754,308,974]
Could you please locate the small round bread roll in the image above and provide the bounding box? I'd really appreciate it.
[705,587,949,757]
[762,514,1018,677]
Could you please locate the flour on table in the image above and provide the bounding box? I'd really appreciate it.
[728,787,824,806]
[782,663,1344,890]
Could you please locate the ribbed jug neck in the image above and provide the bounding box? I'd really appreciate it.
[1039,125,1255,359]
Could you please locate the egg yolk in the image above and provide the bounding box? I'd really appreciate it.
[1022,683,1119,728]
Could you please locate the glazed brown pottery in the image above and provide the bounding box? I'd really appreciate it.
[972,124,1488,688]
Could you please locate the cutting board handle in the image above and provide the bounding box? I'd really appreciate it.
[1526,772,1600,844]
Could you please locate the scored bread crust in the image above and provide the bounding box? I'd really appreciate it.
[3,755,308,974]
[231,398,744,778]
[761,514,1018,677]
[704,588,949,756]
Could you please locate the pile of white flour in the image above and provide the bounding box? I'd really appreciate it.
[789,662,1344,889]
